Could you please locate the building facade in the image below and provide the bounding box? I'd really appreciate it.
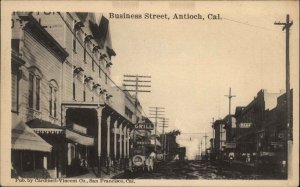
[11,12,144,178]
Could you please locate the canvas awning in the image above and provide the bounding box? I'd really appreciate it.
[12,123,52,152]
[65,129,94,146]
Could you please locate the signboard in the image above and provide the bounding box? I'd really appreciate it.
[134,123,154,130]
[225,142,236,149]
[136,140,151,145]
[239,123,252,128]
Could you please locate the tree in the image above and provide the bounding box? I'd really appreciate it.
[165,130,181,160]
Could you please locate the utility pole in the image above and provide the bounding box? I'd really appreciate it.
[224,87,236,116]
[204,132,208,155]
[275,14,293,177]
[123,74,151,123]
[149,107,165,153]
[211,118,215,151]
[159,118,169,160]
[200,139,203,159]
[224,88,236,160]
[123,75,151,164]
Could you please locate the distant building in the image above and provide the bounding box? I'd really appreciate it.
[235,89,284,157]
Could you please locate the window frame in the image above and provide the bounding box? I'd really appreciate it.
[27,67,43,111]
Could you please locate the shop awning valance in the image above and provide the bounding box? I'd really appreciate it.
[66,129,94,146]
[12,123,52,152]
[26,118,64,134]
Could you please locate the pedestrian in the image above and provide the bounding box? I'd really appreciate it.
[229,152,234,165]
[145,156,150,172]
[246,153,251,163]
[149,151,156,172]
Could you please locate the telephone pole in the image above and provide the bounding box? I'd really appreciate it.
[275,14,293,177]
[204,132,208,154]
[200,139,203,159]
[224,87,236,116]
[149,107,165,152]
[211,118,215,151]
[123,74,151,163]
[159,118,169,160]
[123,74,151,123]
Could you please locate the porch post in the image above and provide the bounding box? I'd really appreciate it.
[96,108,103,177]
[127,128,130,158]
[114,120,118,172]
[106,116,111,174]
[123,125,127,169]
[123,126,127,158]
[119,123,123,170]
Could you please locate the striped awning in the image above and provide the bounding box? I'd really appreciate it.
[12,123,52,152]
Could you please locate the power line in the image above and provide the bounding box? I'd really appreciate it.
[223,17,285,33]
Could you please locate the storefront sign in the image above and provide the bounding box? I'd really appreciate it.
[225,142,236,148]
[239,123,252,128]
[135,123,154,130]
[136,140,151,145]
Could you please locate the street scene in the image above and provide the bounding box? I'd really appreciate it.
[6,1,298,184]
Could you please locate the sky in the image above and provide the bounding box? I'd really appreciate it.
[100,1,299,159]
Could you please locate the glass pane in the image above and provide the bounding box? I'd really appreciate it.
[28,74,34,108]
[36,78,40,110]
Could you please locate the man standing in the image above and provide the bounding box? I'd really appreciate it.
[149,152,156,172]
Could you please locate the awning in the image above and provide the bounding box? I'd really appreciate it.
[26,118,64,134]
[12,123,52,152]
[66,129,94,146]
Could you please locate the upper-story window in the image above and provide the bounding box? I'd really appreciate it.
[73,20,84,53]
[73,21,77,53]
[125,106,133,120]
[49,80,58,118]
[98,66,101,78]
[83,42,87,63]
[11,57,23,113]
[28,67,42,111]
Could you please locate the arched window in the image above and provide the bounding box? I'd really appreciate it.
[49,79,58,118]
[28,66,43,110]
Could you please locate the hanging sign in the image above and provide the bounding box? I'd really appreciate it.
[134,123,154,130]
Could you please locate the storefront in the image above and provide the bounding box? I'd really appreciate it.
[11,122,52,178]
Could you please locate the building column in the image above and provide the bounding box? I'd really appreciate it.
[119,123,123,170]
[127,128,130,158]
[96,108,103,177]
[123,125,127,170]
[61,106,68,178]
[123,126,127,158]
[106,116,111,174]
[113,119,118,172]
[127,128,131,170]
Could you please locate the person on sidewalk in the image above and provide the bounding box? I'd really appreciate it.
[229,152,234,166]
[148,152,156,172]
